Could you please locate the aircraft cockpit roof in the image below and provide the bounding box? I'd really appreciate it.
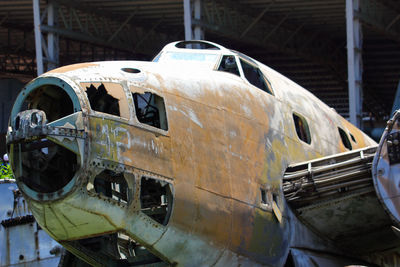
[155,40,235,55]
[154,40,274,95]
[153,40,238,68]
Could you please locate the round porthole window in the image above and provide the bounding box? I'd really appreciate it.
[121,68,141,74]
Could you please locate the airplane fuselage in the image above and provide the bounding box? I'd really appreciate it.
[6,41,382,266]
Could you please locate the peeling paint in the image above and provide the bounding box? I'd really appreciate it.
[5,40,396,266]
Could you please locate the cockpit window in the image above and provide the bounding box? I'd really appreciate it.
[152,52,162,62]
[157,51,219,68]
[217,55,240,76]
[338,127,352,150]
[240,59,273,95]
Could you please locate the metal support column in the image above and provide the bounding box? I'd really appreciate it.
[33,0,44,75]
[184,0,192,40]
[47,1,58,71]
[32,0,60,76]
[391,80,400,115]
[346,0,363,128]
[193,0,203,40]
[183,0,204,41]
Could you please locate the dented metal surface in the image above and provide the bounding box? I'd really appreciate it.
[5,40,400,266]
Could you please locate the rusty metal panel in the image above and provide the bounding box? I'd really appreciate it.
[89,116,173,178]
[5,40,398,266]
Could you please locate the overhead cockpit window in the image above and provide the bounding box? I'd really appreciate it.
[218,55,240,76]
[338,127,352,150]
[240,59,273,95]
[132,92,168,131]
[175,40,220,50]
[83,83,130,119]
[293,113,311,144]
[157,52,219,68]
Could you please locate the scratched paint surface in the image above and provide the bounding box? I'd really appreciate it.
[7,41,390,266]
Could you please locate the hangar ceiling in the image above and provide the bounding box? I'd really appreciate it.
[0,0,399,122]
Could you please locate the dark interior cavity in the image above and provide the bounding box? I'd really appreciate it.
[62,233,166,266]
[86,84,120,116]
[240,58,273,95]
[338,127,352,150]
[132,92,168,130]
[94,170,130,204]
[12,139,78,193]
[140,177,173,225]
[293,113,312,145]
[22,84,74,123]
[218,55,240,76]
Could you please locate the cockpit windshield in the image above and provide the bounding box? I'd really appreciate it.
[156,51,219,68]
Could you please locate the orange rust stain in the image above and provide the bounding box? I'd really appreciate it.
[192,188,232,246]
[338,139,347,153]
[163,76,289,256]
[230,200,254,250]
[47,63,99,74]
[169,181,196,232]
[88,117,173,178]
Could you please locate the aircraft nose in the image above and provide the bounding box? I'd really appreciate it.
[6,76,86,201]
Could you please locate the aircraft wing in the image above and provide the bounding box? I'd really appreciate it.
[283,110,400,254]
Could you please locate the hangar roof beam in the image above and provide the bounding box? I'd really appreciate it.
[41,0,178,55]
[193,0,346,80]
[357,0,400,43]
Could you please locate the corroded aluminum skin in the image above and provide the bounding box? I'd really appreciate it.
[7,42,380,266]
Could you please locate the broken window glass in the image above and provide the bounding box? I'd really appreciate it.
[84,83,130,119]
[240,59,273,95]
[140,177,173,225]
[132,92,168,131]
[293,113,311,144]
[93,170,130,204]
[338,127,352,150]
[217,55,240,76]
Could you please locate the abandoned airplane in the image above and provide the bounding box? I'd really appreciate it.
[5,40,400,266]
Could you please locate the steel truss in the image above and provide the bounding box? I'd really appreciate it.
[32,0,181,75]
